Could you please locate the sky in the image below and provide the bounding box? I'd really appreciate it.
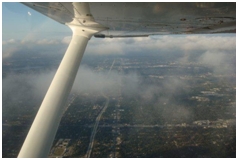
[2,3,71,39]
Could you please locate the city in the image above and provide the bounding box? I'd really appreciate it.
[2,52,236,158]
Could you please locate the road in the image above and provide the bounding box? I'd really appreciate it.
[85,96,109,158]
[107,59,115,76]
[86,59,115,158]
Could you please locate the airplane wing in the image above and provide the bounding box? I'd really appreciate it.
[18,2,236,158]
[22,2,236,38]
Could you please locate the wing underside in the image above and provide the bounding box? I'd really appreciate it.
[22,2,236,37]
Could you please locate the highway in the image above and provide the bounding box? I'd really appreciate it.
[86,59,115,157]
[85,96,109,158]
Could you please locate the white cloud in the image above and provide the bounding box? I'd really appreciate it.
[198,50,235,74]
[199,51,226,67]
[2,65,141,108]
[36,39,60,45]
[2,39,21,45]
[86,34,235,56]
[2,34,235,127]
[87,39,125,55]
[2,34,235,63]
[61,36,72,44]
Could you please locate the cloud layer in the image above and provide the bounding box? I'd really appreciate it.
[2,34,236,124]
[3,34,235,76]
[3,34,235,57]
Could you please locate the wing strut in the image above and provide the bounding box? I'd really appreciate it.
[18,4,106,157]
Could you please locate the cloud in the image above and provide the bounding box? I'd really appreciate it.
[3,34,235,60]
[3,70,55,102]
[198,51,235,74]
[2,65,141,117]
[36,39,60,45]
[87,39,125,55]
[61,36,72,44]
[199,51,227,67]
[2,33,235,127]
[2,39,20,45]
[3,63,193,124]
[161,104,193,124]
[89,34,235,56]
[2,38,67,61]
[72,66,141,97]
